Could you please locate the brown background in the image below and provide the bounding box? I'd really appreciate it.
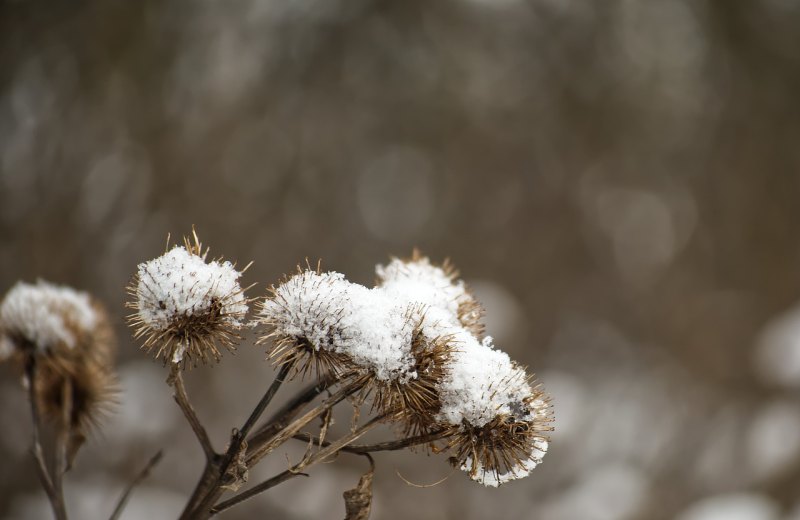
[2,1,800,519]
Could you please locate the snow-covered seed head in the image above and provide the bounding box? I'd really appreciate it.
[376,251,485,337]
[0,280,104,361]
[258,268,355,379]
[126,231,251,367]
[447,386,552,487]
[0,281,117,456]
[369,318,455,438]
[433,331,553,487]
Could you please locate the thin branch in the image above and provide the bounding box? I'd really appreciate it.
[180,363,299,519]
[245,375,369,467]
[51,378,72,520]
[237,363,292,443]
[108,450,164,520]
[25,357,66,520]
[292,428,450,454]
[211,414,387,516]
[209,470,306,516]
[169,368,216,461]
[246,373,336,447]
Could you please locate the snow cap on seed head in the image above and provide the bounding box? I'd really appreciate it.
[127,229,251,367]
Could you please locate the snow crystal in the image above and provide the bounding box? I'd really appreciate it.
[135,246,248,332]
[0,280,97,353]
[462,438,548,487]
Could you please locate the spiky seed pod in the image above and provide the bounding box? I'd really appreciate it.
[257,268,356,380]
[369,323,454,439]
[126,231,251,367]
[0,281,118,464]
[35,357,117,432]
[446,387,552,487]
[375,251,486,337]
[0,280,102,361]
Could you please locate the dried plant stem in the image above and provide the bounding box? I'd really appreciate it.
[239,363,294,437]
[292,427,450,454]
[52,378,73,519]
[25,358,67,520]
[179,364,299,520]
[245,375,369,467]
[210,414,387,516]
[247,373,336,447]
[169,367,216,461]
[108,450,163,520]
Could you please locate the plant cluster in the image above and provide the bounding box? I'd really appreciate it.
[0,230,552,519]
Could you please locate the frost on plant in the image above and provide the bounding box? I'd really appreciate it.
[127,230,250,366]
[259,252,553,487]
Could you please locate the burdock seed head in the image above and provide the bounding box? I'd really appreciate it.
[376,251,485,337]
[258,268,355,379]
[0,280,118,459]
[369,312,455,438]
[0,280,102,361]
[436,332,553,487]
[127,230,251,367]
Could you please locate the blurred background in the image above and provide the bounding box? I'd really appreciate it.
[2,0,800,519]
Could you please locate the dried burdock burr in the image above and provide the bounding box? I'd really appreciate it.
[257,269,355,379]
[257,252,553,486]
[127,230,251,367]
[0,280,117,427]
[376,251,486,337]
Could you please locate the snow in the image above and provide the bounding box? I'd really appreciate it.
[0,280,97,353]
[376,256,473,324]
[134,246,248,332]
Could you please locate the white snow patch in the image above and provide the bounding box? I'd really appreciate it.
[135,246,248,332]
[0,280,97,353]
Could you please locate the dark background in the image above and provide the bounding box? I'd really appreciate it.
[2,1,800,519]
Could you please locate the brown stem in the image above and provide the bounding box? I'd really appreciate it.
[51,378,72,519]
[246,373,336,448]
[245,375,369,467]
[210,414,387,516]
[180,364,302,520]
[108,450,163,520]
[209,470,306,516]
[169,367,216,461]
[25,357,67,520]
[236,362,292,443]
[292,427,450,454]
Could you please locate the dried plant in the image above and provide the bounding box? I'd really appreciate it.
[0,281,118,520]
[1,231,553,519]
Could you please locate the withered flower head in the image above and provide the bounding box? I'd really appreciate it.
[376,251,485,337]
[258,268,354,379]
[0,280,100,359]
[370,321,454,438]
[436,332,553,487]
[127,231,250,367]
[0,280,117,461]
[260,266,457,392]
[260,252,552,486]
